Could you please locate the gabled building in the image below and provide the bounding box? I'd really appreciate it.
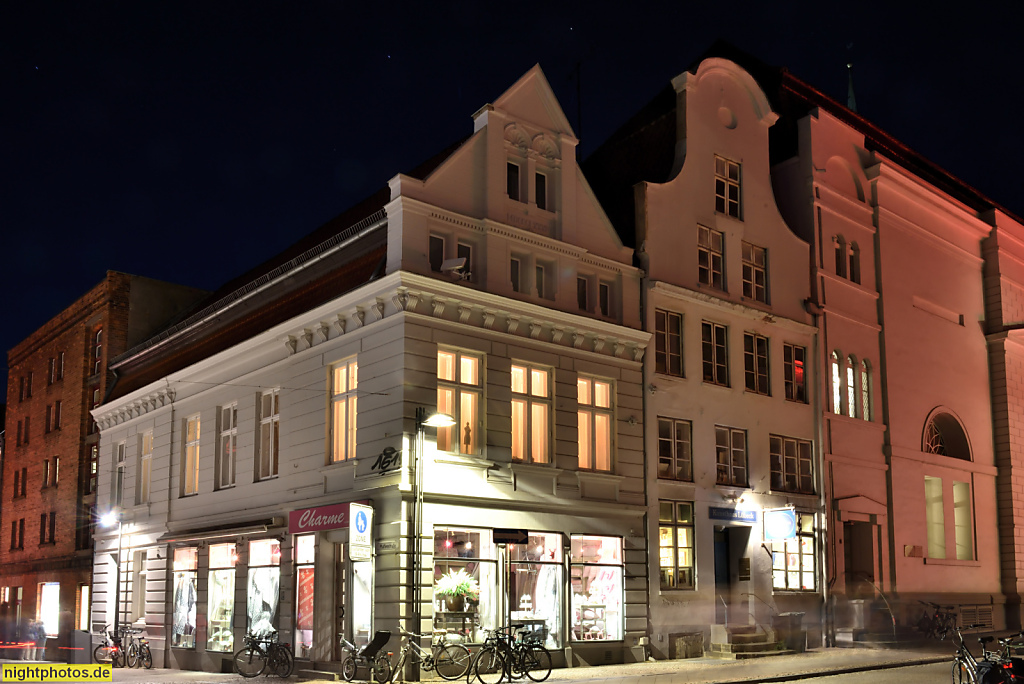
[90,66,650,673]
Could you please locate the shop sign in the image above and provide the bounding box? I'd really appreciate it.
[763,507,798,541]
[708,506,757,524]
[493,528,529,544]
[289,502,351,535]
[349,503,373,560]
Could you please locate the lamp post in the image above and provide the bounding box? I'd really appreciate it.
[100,511,123,640]
[411,408,455,681]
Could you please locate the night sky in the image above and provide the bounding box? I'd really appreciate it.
[3,3,1022,401]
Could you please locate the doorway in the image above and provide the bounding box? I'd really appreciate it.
[844,521,875,597]
[714,526,751,624]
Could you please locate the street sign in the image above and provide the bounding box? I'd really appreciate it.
[349,503,373,560]
[493,528,529,544]
[708,506,757,524]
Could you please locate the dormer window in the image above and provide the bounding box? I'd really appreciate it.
[507,162,521,202]
[536,172,548,210]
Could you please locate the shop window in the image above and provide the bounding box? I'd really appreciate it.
[511,364,551,464]
[294,535,315,657]
[510,532,563,648]
[771,513,816,591]
[658,502,694,590]
[577,377,613,471]
[247,539,281,636]
[78,585,90,631]
[434,528,498,643]
[172,547,198,648]
[256,389,281,480]
[332,360,358,462]
[207,543,236,652]
[570,535,623,642]
[38,582,60,637]
[436,350,482,455]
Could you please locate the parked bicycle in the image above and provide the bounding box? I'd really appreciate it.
[339,629,393,683]
[951,623,1024,683]
[92,625,125,668]
[386,627,471,681]
[233,630,294,678]
[471,624,551,684]
[918,600,958,640]
[120,626,152,669]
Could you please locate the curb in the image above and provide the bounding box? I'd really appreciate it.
[694,656,951,684]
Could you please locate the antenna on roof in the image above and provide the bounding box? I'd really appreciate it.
[846,62,858,113]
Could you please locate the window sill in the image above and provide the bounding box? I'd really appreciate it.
[768,489,817,499]
[924,557,980,567]
[743,389,772,397]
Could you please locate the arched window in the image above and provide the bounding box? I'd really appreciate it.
[834,236,847,278]
[849,243,861,284]
[860,360,871,421]
[831,352,842,415]
[923,411,971,461]
[846,356,856,418]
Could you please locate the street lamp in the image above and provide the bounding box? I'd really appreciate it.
[100,511,124,641]
[411,408,455,680]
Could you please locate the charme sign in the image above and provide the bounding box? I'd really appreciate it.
[289,503,352,535]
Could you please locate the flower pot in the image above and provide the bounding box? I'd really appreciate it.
[444,594,466,612]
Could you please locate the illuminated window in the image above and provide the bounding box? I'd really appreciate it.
[923,476,975,562]
[207,543,236,652]
[217,405,237,489]
[437,350,482,455]
[771,513,816,591]
[701,321,728,386]
[924,476,945,559]
[784,344,806,403]
[113,442,126,508]
[434,528,498,644]
[182,415,200,496]
[570,535,622,641]
[654,310,683,377]
[86,446,98,495]
[512,532,563,648]
[658,418,692,482]
[256,389,280,480]
[247,540,281,636]
[715,426,747,487]
[658,501,694,590]
[846,356,856,418]
[511,364,551,464]
[743,333,769,395]
[332,360,358,462]
[741,242,767,303]
[831,352,841,415]
[698,225,724,289]
[294,535,315,656]
[38,582,60,637]
[953,481,974,561]
[770,435,813,494]
[172,548,198,648]
[714,155,741,218]
[860,360,871,421]
[577,377,613,471]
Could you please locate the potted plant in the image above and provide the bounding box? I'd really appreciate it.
[435,569,480,612]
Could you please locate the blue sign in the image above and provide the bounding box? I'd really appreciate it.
[708,506,758,524]
[764,508,798,541]
[355,510,368,535]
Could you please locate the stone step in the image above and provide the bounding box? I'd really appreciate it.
[710,640,779,654]
[709,647,796,660]
[730,632,769,645]
[297,669,343,681]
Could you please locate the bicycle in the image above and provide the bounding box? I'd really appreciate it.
[92,625,125,668]
[918,600,958,640]
[339,629,392,683]
[471,624,551,684]
[387,627,471,681]
[233,630,294,678]
[120,626,145,668]
[951,624,1022,683]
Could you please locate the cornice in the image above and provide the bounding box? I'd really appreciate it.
[650,280,816,335]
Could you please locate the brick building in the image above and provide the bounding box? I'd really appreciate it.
[2,272,204,653]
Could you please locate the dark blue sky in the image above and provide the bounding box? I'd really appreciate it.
[3,2,1021,401]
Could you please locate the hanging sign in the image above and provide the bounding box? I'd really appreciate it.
[709,506,757,524]
[349,503,373,560]
[763,508,798,541]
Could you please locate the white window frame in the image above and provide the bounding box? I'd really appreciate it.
[577,376,614,472]
[702,321,729,387]
[114,441,126,508]
[698,225,724,289]
[715,426,747,487]
[138,430,153,504]
[437,349,483,455]
[831,351,842,415]
[714,155,741,218]
[217,405,237,489]
[655,310,683,377]
[659,501,695,590]
[331,360,358,463]
[743,332,770,395]
[256,389,281,481]
[741,242,767,303]
[769,435,813,494]
[657,417,692,482]
[183,415,200,497]
[511,364,552,464]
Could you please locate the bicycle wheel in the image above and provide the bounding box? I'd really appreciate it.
[474,645,506,684]
[93,643,112,664]
[435,643,471,680]
[110,647,125,669]
[271,644,294,677]
[141,645,153,669]
[372,652,393,683]
[952,657,977,684]
[126,641,139,668]
[522,646,552,683]
[234,645,267,678]
[341,655,357,682]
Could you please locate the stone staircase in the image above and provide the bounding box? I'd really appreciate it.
[708,624,795,660]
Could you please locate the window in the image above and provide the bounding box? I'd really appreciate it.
[19,376,25,402]
[457,243,473,279]
[429,235,445,273]
[834,237,847,278]
[38,582,59,637]
[953,481,974,561]
[570,535,623,642]
[45,405,52,433]
[577,377,613,471]
[130,549,146,623]
[658,501,694,590]
[771,513,816,591]
[26,372,33,398]
[16,421,22,447]
[831,352,841,415]
[90,387,100,434]
[701,321,728,386]
[10,519,24,550]
[43,460,50,488]
[784,344,807,403]
[138,431,152,504]
[535,262,552,300]
[743,333,769,395]
[714,155,741,218]
[434,528,499,644]
[510,258,521,293]
[183,415,200,496]
[207,543,236,652]
[849,243,861,284]
[698,225,724,289]
[507,162,521,201]
[76,506,96,551]
[655,310,683,377]
[511,364,551,464]
[846,356,856,418]
[86,446,98,494]
[13,467,26,498]
[294,535,315,656]
[860,360,871,421]
[172,548,198,648]
[48,358,55,385]
[715,426,747,487]
[93,328,103,375]
[741,242,768,303]
[599,282,611,317]
[437,350,482,455]
[924,476,945,559]
[924,476,975,561]
[577,277,589,311]
[53,400,61,430]
[23,417,30,445]
[257,390,281,480]
[331,361,358,463]
[247,539,281,635]
[39,512,55,545]
[78,585,90,631]
[57,352,64,381]
[113,442,126,508]
[52,456,60,487]
[770,436,813,494]
[535,172,547,210]
[657,418,692,481]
